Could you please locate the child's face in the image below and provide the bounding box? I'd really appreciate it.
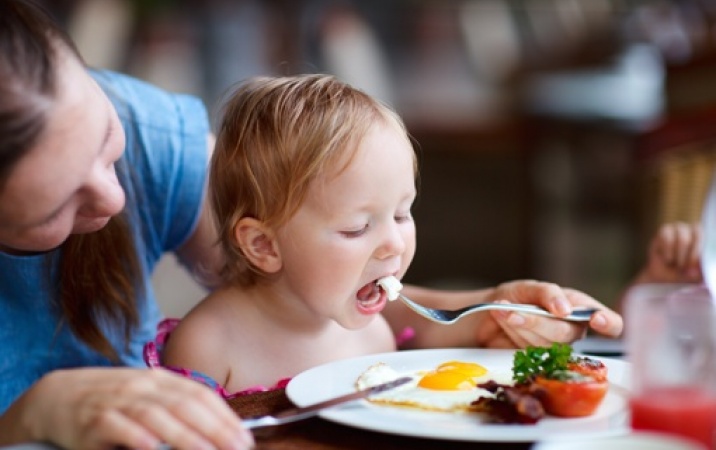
[275,121,416,329]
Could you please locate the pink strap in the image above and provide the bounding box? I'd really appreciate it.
[143,318,290,398]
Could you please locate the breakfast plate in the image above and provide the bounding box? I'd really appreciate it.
[286,348,631,442]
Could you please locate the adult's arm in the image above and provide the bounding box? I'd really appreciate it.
[382,280,623,350]
[0,368,253,450]
[174,134,224,290]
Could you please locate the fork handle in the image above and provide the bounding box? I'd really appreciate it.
[473,303,597,322]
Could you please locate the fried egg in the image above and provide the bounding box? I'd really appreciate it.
[355,360,513,413]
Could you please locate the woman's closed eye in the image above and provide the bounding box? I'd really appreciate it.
[33,206,65,229]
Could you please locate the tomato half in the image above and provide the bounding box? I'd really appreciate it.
[568,357,608,382]
[533,376,608,417]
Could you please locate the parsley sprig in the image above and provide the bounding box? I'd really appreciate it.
[512,343,572,383]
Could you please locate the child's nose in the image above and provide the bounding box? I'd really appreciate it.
[376,224,406,259]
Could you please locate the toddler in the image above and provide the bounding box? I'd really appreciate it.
[147,74,418,395]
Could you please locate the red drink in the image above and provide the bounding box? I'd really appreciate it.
[631,387,716,449]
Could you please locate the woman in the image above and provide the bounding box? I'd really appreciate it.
[0,1,622,450]
[0,2,252,449]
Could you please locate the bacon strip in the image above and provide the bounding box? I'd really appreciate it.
[472,381,546,424]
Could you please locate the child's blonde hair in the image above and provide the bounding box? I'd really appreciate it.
[210,74,414,286]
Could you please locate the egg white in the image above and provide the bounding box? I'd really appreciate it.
[355,361,514,413]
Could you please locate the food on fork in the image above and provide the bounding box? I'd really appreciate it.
[377,276,403,301]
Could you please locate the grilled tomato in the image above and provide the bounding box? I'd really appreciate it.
[511,343,609,418]
[533,371,608,417]
[567,356,608,382]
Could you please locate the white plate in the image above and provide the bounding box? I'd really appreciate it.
[286,348,631,442]
[533,431,706,450]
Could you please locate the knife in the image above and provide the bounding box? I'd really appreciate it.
[242,376,413,429]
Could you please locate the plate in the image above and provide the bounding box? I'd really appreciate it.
[285,348,631,442]
[532,431,706,450]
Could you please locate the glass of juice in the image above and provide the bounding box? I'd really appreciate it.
[624,283,716,449]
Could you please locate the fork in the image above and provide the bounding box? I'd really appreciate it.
[397,294,597,325]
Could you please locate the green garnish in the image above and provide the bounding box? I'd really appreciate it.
[512,343,572,383]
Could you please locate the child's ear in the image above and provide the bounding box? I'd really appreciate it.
[234,217,282,273]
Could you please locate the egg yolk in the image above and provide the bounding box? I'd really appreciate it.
[436,361,488,378]
[418,370,474,391]
[417,361,489,391]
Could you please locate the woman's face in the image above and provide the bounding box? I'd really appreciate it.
[0,51,126,253]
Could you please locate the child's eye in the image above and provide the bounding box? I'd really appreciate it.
[395,212,413,223]
[341,225,368,238]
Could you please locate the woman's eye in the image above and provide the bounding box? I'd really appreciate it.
[341,225,368,238]
[39,210,63,227]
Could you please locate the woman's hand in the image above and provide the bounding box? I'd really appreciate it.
[0,368,254,450]
[387,281,622,350]
[474,280,622,349]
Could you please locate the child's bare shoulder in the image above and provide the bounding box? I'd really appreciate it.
[163,290,241,365]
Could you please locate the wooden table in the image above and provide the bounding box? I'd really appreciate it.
[227,388,533,450]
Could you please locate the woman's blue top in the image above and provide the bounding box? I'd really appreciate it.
[0,70,210,412]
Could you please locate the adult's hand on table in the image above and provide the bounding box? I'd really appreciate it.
[0,368,254,450]
[475,280,623,349]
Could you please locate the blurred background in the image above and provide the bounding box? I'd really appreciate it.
[39,0,716,316]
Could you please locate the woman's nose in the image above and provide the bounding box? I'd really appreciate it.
[78,164,125,218]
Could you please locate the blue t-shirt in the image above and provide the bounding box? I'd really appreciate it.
[0,70,210,413]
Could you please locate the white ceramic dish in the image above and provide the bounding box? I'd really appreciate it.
[285,348,631,442]
[532,431,707,450]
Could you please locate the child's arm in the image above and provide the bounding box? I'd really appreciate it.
[162,311,233,393]
[616,221,702,312]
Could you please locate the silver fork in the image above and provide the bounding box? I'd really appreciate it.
[397,294,597,325]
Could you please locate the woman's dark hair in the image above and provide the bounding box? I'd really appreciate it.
[0,0,141,362]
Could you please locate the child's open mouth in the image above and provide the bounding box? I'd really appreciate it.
[355,276,403,314]
[356,281,383,309]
